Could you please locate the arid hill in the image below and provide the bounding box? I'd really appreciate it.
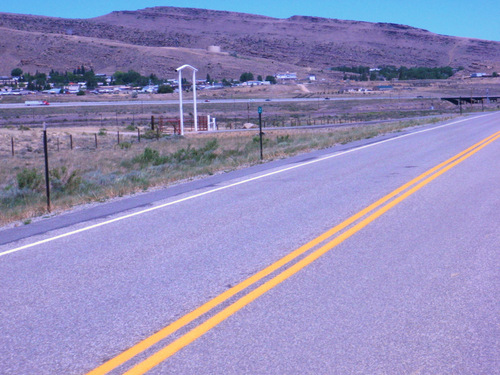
[0,6,499,78]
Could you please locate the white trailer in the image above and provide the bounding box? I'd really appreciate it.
[25,100,50,106]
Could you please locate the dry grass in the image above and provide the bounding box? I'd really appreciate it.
[0,116,454,227]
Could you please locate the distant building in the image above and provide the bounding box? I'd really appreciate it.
[96,86,116,94]
[275,72,297,81]
[207,45,222,53]
[470,73,487,78]
[308,74,316,81]
[43,88,63,94]
[203,83,225,90]
[65,84,81,93]
[141,85,158,93]
[375,85,393,91]
[241,80,270,86]
[0,76,16,85]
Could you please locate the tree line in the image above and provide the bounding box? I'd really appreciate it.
[9,66,279,92]
[8,67,174,91]
[331,65,461,81]
[238,72,277,84]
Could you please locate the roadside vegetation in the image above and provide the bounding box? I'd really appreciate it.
[331,65,461,81]
[0,116,451,226]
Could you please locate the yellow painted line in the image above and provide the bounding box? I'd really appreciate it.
[123,131,500,375]
[87,131,500,375]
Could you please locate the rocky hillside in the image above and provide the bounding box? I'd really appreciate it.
[0,6,498,78]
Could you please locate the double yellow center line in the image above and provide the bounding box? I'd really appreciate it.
[88,130,500,375]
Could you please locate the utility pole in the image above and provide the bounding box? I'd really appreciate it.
[258,107,263,160]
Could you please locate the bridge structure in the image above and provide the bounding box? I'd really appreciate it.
[441,96,499,113]
[441,96,499,105]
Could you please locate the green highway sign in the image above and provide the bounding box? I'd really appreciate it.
[258,106,263,114]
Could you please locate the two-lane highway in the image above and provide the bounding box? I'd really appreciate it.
[1,112,499,374]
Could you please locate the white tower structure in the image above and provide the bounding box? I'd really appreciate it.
[176,64,198,135]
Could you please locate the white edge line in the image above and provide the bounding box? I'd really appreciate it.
[0,113,496,258]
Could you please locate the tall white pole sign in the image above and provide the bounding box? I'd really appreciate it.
[178,69,184,135]
[193,69,198,131]
[176,65,198,135]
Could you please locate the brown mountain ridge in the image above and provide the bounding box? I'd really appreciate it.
[0,6,499,79]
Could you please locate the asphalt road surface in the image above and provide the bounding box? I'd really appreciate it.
[1,112,499,374]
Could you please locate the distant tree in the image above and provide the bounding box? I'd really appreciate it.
[375,65,455,81]
[127,70,142,85]
[378,66,399,80]
[493,72,499,77]
[35,72,47,86]
[332,65,370,75]
[11,68,23,77]
[222,78,232,87]
[65,71,80,84]
[113,70,143,85]
[257,75,263,81]
[265,75,277,84]
[49,70,65,86]
[158,84,174,94]
[398,66,408,80]
[23,72,34,82]
[206,73,212,83]
[113,71,124,85]
[136,76,149,87]
[239,72,254,82]
[149,74,160,84]
[21,71,48,90]
[74,66,85,75]
[84,70,98,89]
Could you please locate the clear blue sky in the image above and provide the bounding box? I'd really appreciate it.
[1,0,499,41]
